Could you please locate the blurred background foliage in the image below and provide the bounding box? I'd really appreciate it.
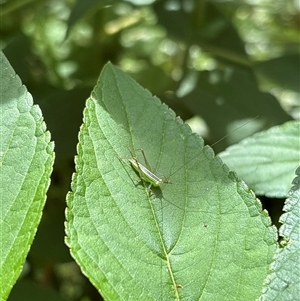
[1,0,299,300]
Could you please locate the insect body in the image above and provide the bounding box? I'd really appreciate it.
[128,157,164,188]
[127,148,170,189]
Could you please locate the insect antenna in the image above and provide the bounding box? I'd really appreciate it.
[163,116,259,181]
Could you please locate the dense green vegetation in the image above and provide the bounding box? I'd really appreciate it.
[1,0,299,300]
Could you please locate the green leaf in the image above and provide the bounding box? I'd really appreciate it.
[65,62,277,300]
[219,121,300,198]
[255,54,300,92]
[259,167,300,301]
[0,51,54,300]
[178,69,290,152]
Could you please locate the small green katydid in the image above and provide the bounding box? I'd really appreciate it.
[126,117,258,192]
[128,148,170,189]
